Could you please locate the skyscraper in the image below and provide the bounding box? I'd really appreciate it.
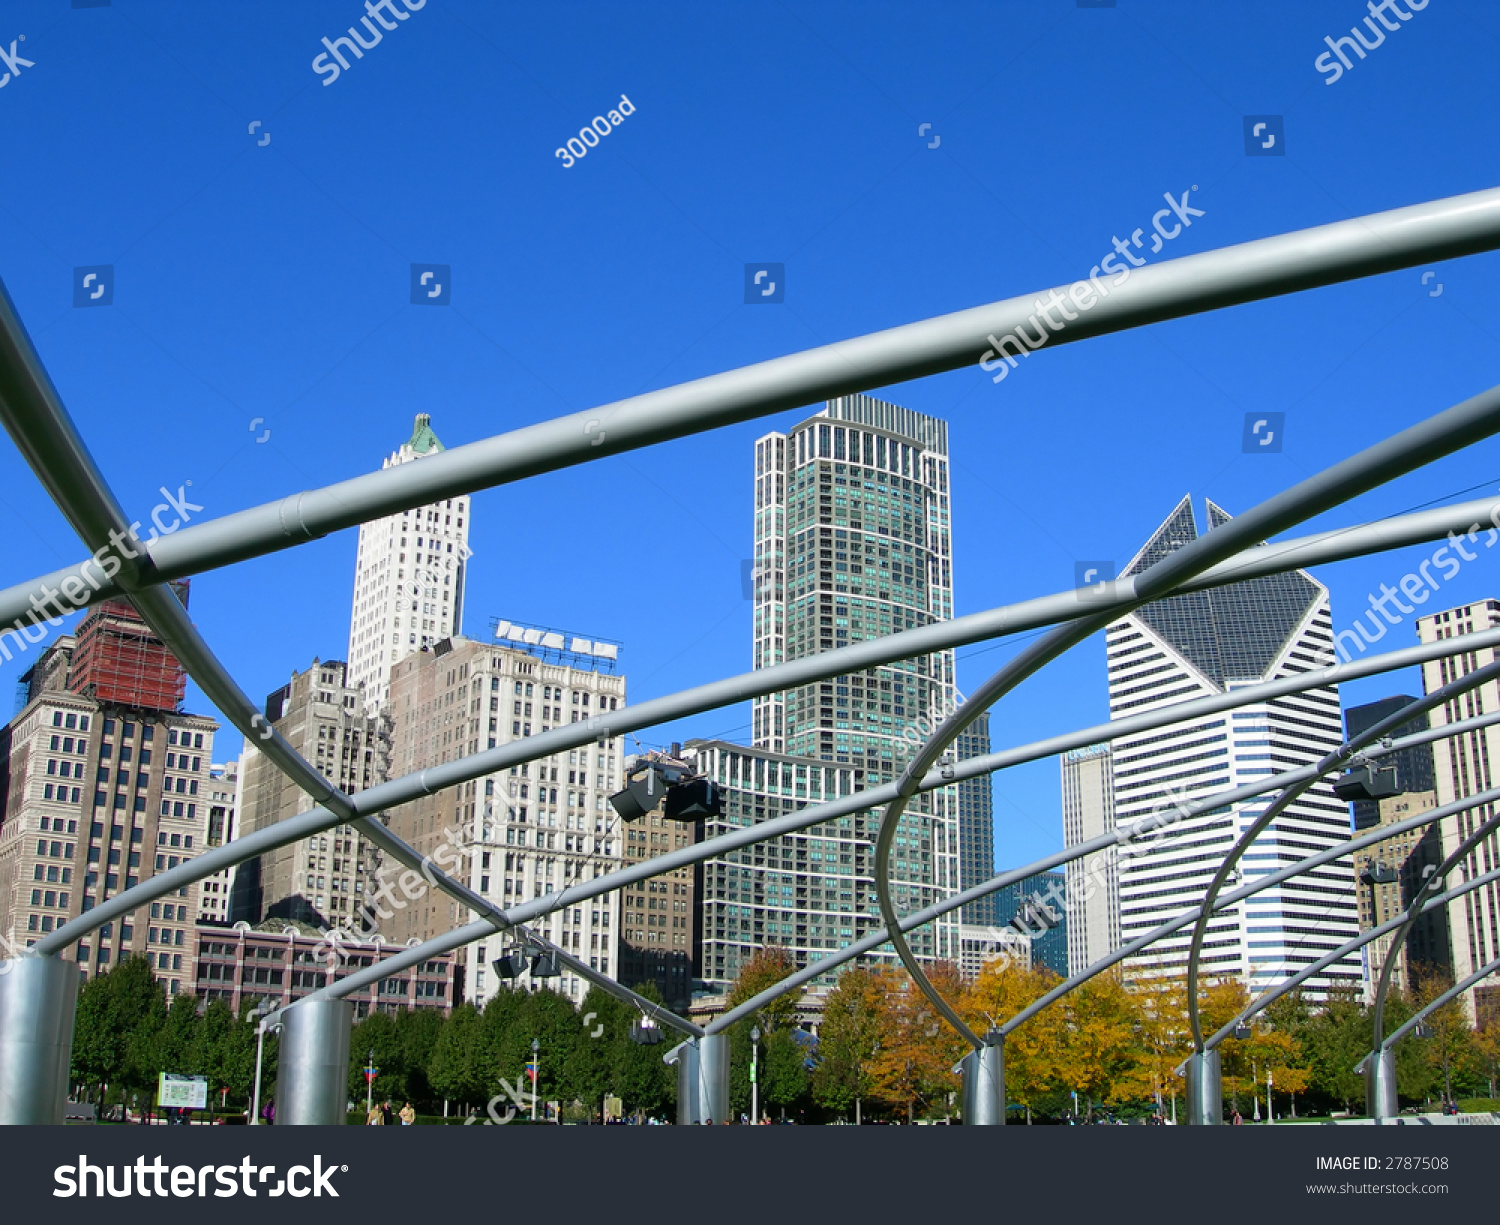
[1416,600,1500,1026]
[750,394,955,768]
[347,414,471,712]
[717,395,961,978]
[1061,743,1119,977]
[1106,497,1360,997]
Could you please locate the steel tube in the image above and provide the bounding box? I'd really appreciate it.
[1184,1050,1223,1126]
[1185,654,1500,1048]
[960,1042,1006,1127]
[0,956,78,1125]
[1207,864,1500,1050]
[1381,953,1500,1051]
[1365,1049,1401,1121]
[8,188,1500,624]
[275,997,353,1126]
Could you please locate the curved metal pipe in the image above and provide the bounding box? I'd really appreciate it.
[873,379,1500,1052]
[1184,654,1500,1048]
[1206,864,1500,1050]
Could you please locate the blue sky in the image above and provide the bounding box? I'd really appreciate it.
[3,0,1500,878]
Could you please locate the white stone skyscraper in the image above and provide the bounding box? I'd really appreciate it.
[1060,743,1119,978]
[1416,599,1500,1025]
[346,414,471,711]
[1106,497,1361,998]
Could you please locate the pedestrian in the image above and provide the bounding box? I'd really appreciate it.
[1231,1109,1243,1126]
[382,1099,394,1126]
[399,1101,416,1126]
[366,1100,385,1126]
[261,1098,275,1126]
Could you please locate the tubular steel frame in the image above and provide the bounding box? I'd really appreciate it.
[2,186,1500,1122]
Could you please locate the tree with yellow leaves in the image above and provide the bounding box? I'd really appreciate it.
[866,963,968,1123]
[1053,970,1142,1119]
[961,959,1065,1122]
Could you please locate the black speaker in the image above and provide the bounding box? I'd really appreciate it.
[493,954,528,979]
[1332,764,1400,802]
[663,778,722,822]
[609,770,666,822]
[530,951,561,978]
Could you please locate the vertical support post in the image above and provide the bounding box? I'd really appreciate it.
[960,1040,1006,1126]
[699,1032,730,1124]
[666,1039,702,1125]
[275,998,352,1126]
[1184,1049,1223,1126]
[0,955,78,1125]
[1365,1048,1399,1121]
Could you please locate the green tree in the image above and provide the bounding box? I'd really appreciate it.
[428,1002,486,1109]
[71,955,168,1109]
[350,1009,406,1108]
[396,1008,445,1109]
[723,946,803,1118]
[813,967,883,1120]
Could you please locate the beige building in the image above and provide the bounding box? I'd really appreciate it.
[1354,790,1450,1000]
[380,633,626,1007]
[0,634,216,995]
[1417,600,1500,1025]
[230,659,389,932]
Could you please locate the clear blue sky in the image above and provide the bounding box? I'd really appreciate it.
[3,1,1499,878]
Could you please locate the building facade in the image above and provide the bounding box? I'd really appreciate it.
[1416,600,1500,1025]
[381,633,625,1007]
[198,759,239,924]
[686,739,957,992]
[955,711,997,926]
[230,659,389,931]
[1106,498,1360,997]
[1060,743,1119,978]
[193,919,453,1019]
[749,394,956,767]
[0,593,217,994]
[993,873,1069,977]
[1354,790,1451,1000]
[346,414,471,712]
[957,922,1031,983]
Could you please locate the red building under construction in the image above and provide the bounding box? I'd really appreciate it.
[67,583,190,712]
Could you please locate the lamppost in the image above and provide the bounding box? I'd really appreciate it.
[1266,1068,1274,1124]
[750,1026,760,1126]
[365,1047,375,1119]
[1252,1060,1261,1122]
[530,1038,540,1122]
